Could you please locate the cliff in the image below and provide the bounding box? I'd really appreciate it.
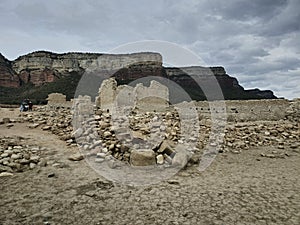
[0,51,277,103]
[0,53,19,87]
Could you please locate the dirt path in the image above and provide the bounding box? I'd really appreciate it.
[0,109,299,224]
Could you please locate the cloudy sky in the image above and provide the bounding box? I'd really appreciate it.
[0,0,299,99]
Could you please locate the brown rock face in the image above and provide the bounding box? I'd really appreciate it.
[27,68,58,86]
[0,54,19,87]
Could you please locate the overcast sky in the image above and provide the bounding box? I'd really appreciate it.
[0,0,299,99]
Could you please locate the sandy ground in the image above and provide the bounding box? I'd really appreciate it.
[0,108,299,225]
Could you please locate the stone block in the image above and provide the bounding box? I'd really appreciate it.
[130,149,156,166]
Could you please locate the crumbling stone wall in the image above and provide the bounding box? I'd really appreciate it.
[194,99,290,121]
[96,78,297,121]
[95,78,117,113]
[96,78,169,112]
[46,93,72,109]
[134,80,169,111]
[285,98,300,122]
[72,95,94,129]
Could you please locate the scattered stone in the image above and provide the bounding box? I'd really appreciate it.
[30,155,40,163]
[2,118,10,124]
[38,159,48,167]
[11,154,21,160]
[157,140,175,155]
[28,123,40,129]
[96,153,106,158]
[130,149,156,166]
[0,165,13,173]
[290,143,299,149]
[156,154,164,165]
[103,131,112,138]
[29,163,36,169]
[1,153,9,158]
[48,173,55,178]
[172,146,189,168]
[95,158,105,163]
[68,153,84,161]
[0,172,14,177]
[42,126,51,130]
[106,158,121,169]
[72,128,83,138]
[167,180,180,185]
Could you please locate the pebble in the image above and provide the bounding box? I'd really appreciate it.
[0,172,14,177]
[95,158,105,163]
[96,153,106,158]
[103,131,112,138]
[11,154,21,160]
[42,126,51,130]
[48,173,55,178]
[29,163,36,169]
[1,153,9,158]
[68,153,84,161]
[156,154,164,165]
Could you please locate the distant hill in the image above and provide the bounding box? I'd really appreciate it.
[0,51,277,104]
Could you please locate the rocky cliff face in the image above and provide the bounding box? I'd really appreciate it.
[5,51,162,87]
[0,54,19,87]
[0,51,277,103]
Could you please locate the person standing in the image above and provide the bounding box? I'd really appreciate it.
[28,100,33,111]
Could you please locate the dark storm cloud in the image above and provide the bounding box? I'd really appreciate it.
[0,0,299,99]
[213,0,288,21]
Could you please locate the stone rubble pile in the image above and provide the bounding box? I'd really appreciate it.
[15,101,299,167]
[20,107,75,144]
[223,120,299,153]
[72,108,195,167]
[0,136,46,175]
[0,116,23,127]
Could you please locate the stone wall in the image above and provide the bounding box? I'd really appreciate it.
[46,93,72,109]
[96,78,117,113]
[96,78,169,112]
[134,81,169,111]
[285,98,300,122]
[193,99,291,121]
[95,78,296,121]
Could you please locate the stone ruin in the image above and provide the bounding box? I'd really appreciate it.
[95,77,169,113]
[2,84,298,179]
[46,93,71,109]
[33,79,299,171]
[70,78,194,171]
[72,95,94,128]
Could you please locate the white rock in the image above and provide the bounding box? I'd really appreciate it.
[29,163,36,169]
[103,131,112,138]
[96,153,106,158]
[156,154,164,165]
[11,154,21,160]
[0,172,13,177]
[1,153,9,158]
[95,158,105,163]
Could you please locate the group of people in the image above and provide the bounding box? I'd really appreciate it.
[20,99,33,112]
